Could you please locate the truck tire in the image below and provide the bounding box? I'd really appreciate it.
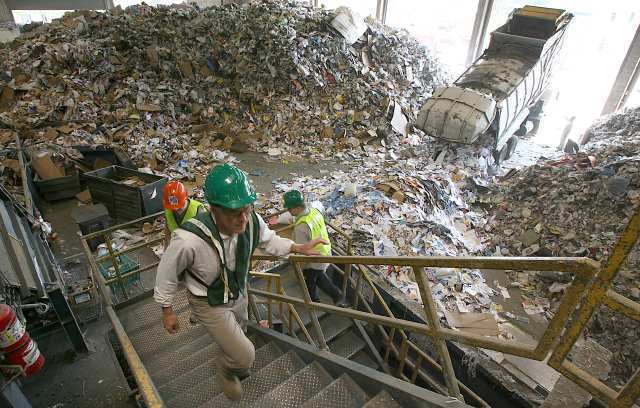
[493,145,508,165]
[505,136,519,160]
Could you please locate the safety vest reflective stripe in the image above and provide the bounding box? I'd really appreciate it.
[295,208,331,256]
[182,216,259,306]
[165,199,203,232]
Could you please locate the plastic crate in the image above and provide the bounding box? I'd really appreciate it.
[82,166,167,222]
[72,145,135,169]
[71,204,111,251]
[97,255,140,287]
[33,167,81,201]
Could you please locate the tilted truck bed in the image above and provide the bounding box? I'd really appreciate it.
[415,5,573,159]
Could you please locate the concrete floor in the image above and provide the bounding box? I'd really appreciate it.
[232,151,351,195]
[19,198,136,408]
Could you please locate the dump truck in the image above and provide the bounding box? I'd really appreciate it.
[415,6,573,163]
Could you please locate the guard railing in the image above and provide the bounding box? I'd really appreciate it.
[249,205,640,407]
[80,205,640,408]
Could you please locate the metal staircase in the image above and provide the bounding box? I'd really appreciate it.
[115,289,464,408]
[251,266,380,371]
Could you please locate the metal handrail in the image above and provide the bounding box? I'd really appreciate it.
[80,205,640,407]
[247,206,640,408]
[246,270,314,345]
[80,237,164,408]
[333,257,487,405]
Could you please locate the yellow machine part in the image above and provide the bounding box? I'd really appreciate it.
[516,5,566,24]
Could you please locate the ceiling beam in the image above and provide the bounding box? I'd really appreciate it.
[602,24,640,115]
[6,0,112,10]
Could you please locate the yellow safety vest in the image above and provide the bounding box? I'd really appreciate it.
[165,199,204,232]
[295,208,331,256]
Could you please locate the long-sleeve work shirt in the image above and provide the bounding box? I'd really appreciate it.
[154,213,294,307]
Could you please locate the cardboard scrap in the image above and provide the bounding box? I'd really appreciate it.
[136,102,162,112]
[445,311,499,337]
[0,129,13,144]
[44,128,59,140]
[31,151,64,180]
[0,86,15,109]
[146,46,159,66]
[93,157,113,169]
[3,159,21,173]
[179,59,194,79]
[195,174,205,187]
[75,190,92,204]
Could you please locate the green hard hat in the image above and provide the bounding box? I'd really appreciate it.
[283,190,304,209]
[204,164,256,209]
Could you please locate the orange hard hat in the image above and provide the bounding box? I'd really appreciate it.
[163,181,188,210]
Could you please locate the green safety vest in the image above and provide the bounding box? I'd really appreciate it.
[179,211,260,306]
[295,208,331,256]
[165,199,204,232]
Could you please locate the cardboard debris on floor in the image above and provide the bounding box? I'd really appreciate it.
[444,311,499,337]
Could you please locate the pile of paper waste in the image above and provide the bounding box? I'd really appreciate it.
[0,0,447,185]
[484,106,640,387]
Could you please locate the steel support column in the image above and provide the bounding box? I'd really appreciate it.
[602,24,640,115]
[466,0,493,67]
[1,379,31,408]
[47,287,89,354]
[376,0,388,24]
[0,0,13,23]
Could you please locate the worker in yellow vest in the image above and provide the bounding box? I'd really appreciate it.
[270,190,347,307]
[163,180,206,247]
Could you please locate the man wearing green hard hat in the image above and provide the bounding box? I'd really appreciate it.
[270,189,347,308]
[154,164,326,401]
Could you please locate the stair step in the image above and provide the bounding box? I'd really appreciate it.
[281,270,336,304]
[144,333,213,374]
[152,333,264,387]
[301,374,369,408]
[363,391,401,408]
[351,350,379,370]
[274,275,329,333]
[251,361,333,408]
[314,313,352,344]
[165,341,282,407]
[128,312,209,360]
[119,295,190,335]
[328,329,366,359]
[153,342,218,386]
[201,350,305,408]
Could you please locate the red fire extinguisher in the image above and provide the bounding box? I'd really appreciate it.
[0,304,44,377]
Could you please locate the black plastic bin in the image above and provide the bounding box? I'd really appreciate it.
[72,145,135,169]
[33,166,82,202]
[82,166,167,222]
[71,204,111,251]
